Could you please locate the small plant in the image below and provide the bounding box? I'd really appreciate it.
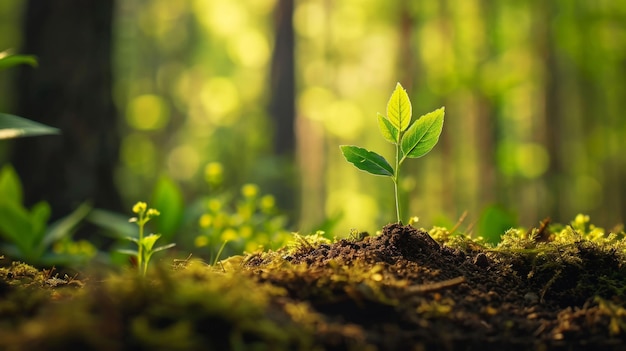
[121,202,175,276]
[0,165,94,266]
[340,83,444,223]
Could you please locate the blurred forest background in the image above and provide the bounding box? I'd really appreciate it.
[0,0,625,238]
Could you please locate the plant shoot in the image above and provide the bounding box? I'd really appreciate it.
[121,202,175,276]
[340,83,445,223]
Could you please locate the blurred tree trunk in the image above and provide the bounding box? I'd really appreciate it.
[270,0,295,155]
[268,0,299,220]
[11,0,122,220]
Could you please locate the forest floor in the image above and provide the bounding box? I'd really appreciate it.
[1,222,626,350]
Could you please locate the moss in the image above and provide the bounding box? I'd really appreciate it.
[1,215,626,350]
[0,261,316,351]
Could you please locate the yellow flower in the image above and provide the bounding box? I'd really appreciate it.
[241,183,259,198]
[146,208,160,218]
[239,225,253,238]
[204,162,224,185]
[133,201,147,214]
[221,228,239,241]
[259,195,275,212]
[207,199,222,212]
[574,214,589,226]
[194,235,209,247]
[199,214,212,228]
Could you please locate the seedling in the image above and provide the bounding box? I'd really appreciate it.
[340,83,444,223]
[121,202,175,276]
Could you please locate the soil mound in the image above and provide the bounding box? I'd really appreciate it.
[246,223,626,350]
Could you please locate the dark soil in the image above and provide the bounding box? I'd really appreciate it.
[245,223,626,350]
[1,223,625,351]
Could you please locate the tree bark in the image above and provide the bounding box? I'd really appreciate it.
[11,0,121,220]
[268,0,299,221]
[269,0,295,156]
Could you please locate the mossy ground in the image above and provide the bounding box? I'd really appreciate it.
[1,220,626,350]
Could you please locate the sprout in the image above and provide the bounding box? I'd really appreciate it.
[340,83,445,223]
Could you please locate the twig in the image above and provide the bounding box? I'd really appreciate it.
[449,211,468,235]
[403,276,466,296]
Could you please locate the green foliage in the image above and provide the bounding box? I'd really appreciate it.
[0,50,37,70]
[88,176,186,252]
[477,205,518,244]
[120,202,175,276]
[150,175,184,242]
[341,83,445,223]
[0,50,59,139]
[0,165,95,266]
[0,113,60,139]
[195,165,292,259]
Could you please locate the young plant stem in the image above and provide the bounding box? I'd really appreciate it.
[394,142,402,223]
[137,214,145,275]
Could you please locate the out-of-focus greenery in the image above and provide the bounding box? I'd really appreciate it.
[194,162,292,260]
[0,50,59,139]
[0,165,96,266]
[113,0,278,205]
[88,162,291,265]
[110,0,626,234]
[1,1,625,237]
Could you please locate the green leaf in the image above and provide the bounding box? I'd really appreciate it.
[117,249,138,256]
[153,243,176,253]
[386,82,412,132]
[29,201,51,250]
[377,113,399,144]
[0,164,23,204]
[340,145,394,177]
[41,202,92,248]
[0,113,60,139]
[0,200,33,255]
[400,107,445,159]
[125,236,139,244]
[0,51,38,71]
[151,176,183,241]
[141,234,162,252]
[87,209,137,239]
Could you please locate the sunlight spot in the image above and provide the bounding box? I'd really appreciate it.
[516,143,549,179]
[228,30,270,68]
[298,86,335,122]
[126,94,169,130]
[195,0,246,37]
[324,100,364,139]
[167,144,200,180]
[498,142,550,178]
[327,191,378,235]
[120,133,156,175]
[302,60,329,86]
[248,0,276,14]
[199,77,240,125]
[294,2,326,38]
[330,6,366,41]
